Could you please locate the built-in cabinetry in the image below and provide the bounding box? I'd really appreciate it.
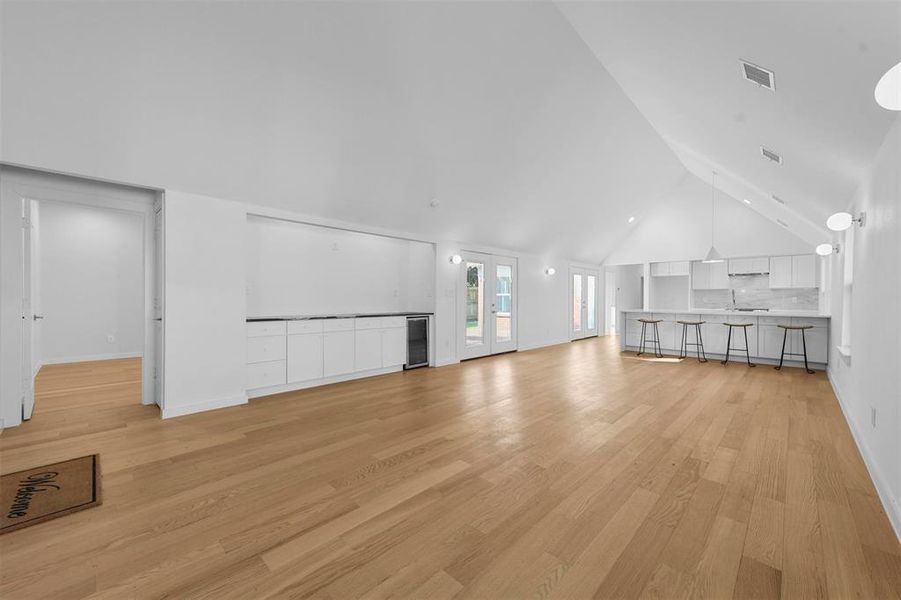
[728,257,770,275]
[769,255,817,289]
[246,316,413,396]
[621,311,828,368]
[651,261,690,277]
[691,261,729,290]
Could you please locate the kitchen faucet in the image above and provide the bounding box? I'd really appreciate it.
[731,289,736,310]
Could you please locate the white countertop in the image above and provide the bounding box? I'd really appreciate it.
[621,308,830,318]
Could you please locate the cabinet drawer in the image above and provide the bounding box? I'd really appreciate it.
[382,316,407,328]
[758,316,792,327]
[791,316,827,328]
[247,360,286,389]
[323,318,355,332]
[247,320,286,337]
[287,320,324,335]
[355,317,384,330]
[247,335,286,363]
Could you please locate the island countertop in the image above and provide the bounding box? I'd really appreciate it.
[621,308,830,318]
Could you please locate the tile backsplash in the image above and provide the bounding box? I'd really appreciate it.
[692,274,819,310]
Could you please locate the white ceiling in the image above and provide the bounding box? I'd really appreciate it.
[1,1,898,261]
[556,0,901,242]
[0,1,685,263]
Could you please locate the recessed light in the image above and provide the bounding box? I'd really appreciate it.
[627,216,635,223]
[875,61,901,111]
[743,199,752,205]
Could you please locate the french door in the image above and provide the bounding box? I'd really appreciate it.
[570,267,599,340]
[460,252,517,359]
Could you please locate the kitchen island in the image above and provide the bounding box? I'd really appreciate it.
[619,309,830,369]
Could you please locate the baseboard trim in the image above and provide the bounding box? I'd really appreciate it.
[827,369,901,543]
[42,352,142,366]
[247,366,403,399]
[161,393,248,419]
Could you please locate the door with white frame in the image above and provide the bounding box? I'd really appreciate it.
[460,252,518,359]
[570,267,599,340]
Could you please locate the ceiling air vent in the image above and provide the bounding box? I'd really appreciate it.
[772,194,786,205]
[741,60,775,91]
[776,218,789,228]
[760,146,783,165]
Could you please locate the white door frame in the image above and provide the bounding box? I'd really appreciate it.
[458,251,518,360]
[570,266,599,340]
[0,166,162,426]
[604,270,616,335]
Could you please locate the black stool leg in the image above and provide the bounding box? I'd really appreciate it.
[721,326,732,365]
[679,324,686,359]
[696,324,708,363]
[653,323,662,358]
[744,327,755,367]
[801,330,814,374]
[638,322,646,356]
[775,328,787,370]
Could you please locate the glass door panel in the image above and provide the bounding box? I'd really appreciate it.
[465,261,485,348]
[572,274,583,333]
[586,275,597,333]
[495,264,512,343]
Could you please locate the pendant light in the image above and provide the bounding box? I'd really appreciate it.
[702,171,724,263]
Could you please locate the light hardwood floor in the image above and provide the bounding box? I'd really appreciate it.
[1,338,898,599]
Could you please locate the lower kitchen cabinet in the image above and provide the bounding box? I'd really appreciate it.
[324,330,355,377]
[382,326,407,366]
[354,329,383,371]
[287,333,323,383]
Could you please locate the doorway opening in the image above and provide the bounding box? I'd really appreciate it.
[0,166,162,427]
[459,252,518,360]
[606,264,644,340]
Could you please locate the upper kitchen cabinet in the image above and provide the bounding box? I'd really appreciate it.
[651,261,690,277]
[691,261,729,290]
[769,255,818,289]
[728,257,769,275]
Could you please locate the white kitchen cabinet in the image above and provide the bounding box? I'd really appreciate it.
[247,360,287,389]
[669,261,690,276]
[246,335,287,364]
[792,255,817,288]
[324,330,355,377]
[653,261,689,277]
[354,329,383,371]
[709,262,729,289]
[382,326,407,367]
[728,258,749,275]
[287,333,323,383]
[751,257,770,273]
[769,256,793,288]
[247,320,287,337]
[798,326,827,363]
[691,262,709,289]
[758,318,793,360]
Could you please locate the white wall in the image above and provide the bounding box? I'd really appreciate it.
[245,216,434,317]
[162,191,247,418]
[37,201,144,364]
[827,116,901,539]
[605,173,812,265]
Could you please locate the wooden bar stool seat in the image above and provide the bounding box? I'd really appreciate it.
[722,323,755,367]
[676,320,707,362]
[775,324,815,374]
[636,318,663,358]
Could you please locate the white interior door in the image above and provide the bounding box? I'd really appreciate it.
[460,252,517,359]
[571,268,599,340]
[21,198,36,420]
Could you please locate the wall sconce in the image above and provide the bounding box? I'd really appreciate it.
[545,267,556,275]
[815,243,840,256]
[449,254,462,265]
[826,211,865,232]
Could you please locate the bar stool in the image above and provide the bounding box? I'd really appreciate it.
[677,320,707,362]
[722,323,755,367]
[775,324,816,374]
[637,318,663,358]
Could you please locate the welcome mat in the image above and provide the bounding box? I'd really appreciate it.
[0,454,101,535]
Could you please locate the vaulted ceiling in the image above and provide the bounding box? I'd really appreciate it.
[557,0,901,244]
[1,1,898,261]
